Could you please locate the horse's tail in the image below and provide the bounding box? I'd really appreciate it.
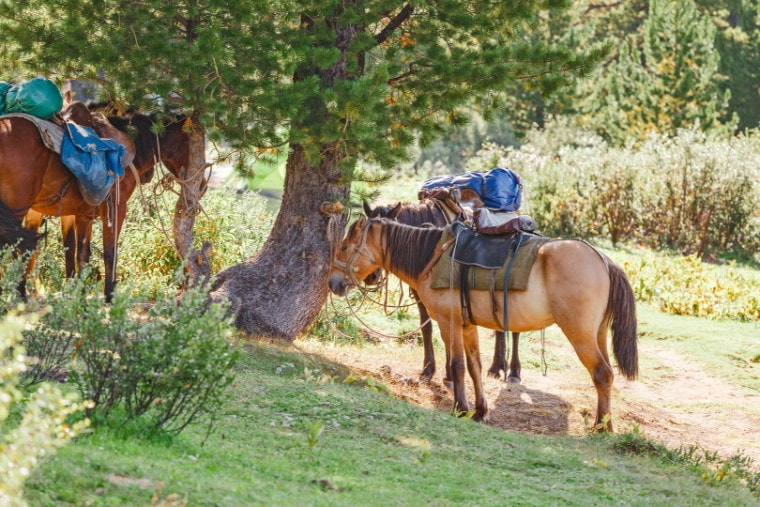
[0,201,40,253]
[607,261,638,380]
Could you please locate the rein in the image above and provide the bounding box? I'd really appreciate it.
[330,219,432,340]
[331,220,377,287]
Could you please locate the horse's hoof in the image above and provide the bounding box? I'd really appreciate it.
[486,368,502,379]
[473,410,490,423]
[507,376,521,384]
[442,379,454,391]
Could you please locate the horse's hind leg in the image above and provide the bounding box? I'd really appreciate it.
[488,331,522,383]
[508,332,521,384]
[487,330,505,378]
[560,324,615,431]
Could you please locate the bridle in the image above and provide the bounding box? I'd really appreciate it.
[331,219,378,287]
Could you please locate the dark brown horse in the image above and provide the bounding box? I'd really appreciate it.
[13,108,189,300]
[329,217,638,430]
[363,200,522,384]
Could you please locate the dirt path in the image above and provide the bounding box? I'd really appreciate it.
[296,330,760,468]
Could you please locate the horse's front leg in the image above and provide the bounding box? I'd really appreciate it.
[414,292,436,381]
[440,321,469,416]
[21,209,45,298]
[100,202,125,303]
[463,325,489,422]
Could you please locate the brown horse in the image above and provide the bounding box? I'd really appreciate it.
[329,217,638,430]
[9,108,189,300]
[363,200,522,384]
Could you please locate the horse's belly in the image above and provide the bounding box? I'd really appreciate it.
[422,287,554,332]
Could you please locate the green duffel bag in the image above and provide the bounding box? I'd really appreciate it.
[4,77,63,119]
[0,82,11,115]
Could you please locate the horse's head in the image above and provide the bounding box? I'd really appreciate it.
[158,116,191,178]
[363,201,402,219]
[329,215,383,296]
[158,115,208,197]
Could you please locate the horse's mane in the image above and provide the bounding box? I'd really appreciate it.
[378,219,443,280]
[398,200,448,228]
[371,200,447,228]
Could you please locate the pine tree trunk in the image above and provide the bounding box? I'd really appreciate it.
[209,143,350,339]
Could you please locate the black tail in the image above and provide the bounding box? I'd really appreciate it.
[608,261,638,380]
[0,201,40,253]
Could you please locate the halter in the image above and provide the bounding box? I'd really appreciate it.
[332,219,378,287]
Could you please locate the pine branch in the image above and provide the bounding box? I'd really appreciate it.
[375,4,414,46]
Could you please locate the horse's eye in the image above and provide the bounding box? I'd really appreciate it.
[341,245,348,252]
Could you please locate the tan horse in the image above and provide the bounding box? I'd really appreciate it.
[328,216,638,430]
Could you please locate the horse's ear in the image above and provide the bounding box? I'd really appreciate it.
[389,203,402,219]
[362,201,373,216]
[355,214,367,229]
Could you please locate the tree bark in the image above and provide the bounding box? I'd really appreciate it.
[209,143,350,339]
[172,124,211,285]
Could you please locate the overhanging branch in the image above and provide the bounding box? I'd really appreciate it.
[375,5,414,46]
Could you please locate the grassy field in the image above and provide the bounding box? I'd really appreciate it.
[26,316,759,506]
[15,189,760,506]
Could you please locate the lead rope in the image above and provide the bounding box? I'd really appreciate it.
[541,328,548,376]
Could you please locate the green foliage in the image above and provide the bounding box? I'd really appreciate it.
[53,279,242,433]
[0,0,606,176]
[577,0,736,143]
[0,311,89,506]
[105,186,274,294]
[618,249,760,321]
[698,0,760,132]
[610,427,759,496]
[501,122,760,262]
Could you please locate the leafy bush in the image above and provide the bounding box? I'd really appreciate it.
[496,122,760,261]
[114,186,275,291]
[615,247,760,321]
[0,311,89,506]
[52,278,242,433]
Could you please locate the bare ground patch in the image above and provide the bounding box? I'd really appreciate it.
[296,329,760,469]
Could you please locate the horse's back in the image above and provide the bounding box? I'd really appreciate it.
[417,238,611,333]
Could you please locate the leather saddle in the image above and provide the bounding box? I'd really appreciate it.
[451,221,520,269]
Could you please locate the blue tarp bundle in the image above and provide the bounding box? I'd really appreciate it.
[421,167,523,212]
[61,122,125,206]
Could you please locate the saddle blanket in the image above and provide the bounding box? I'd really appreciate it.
[429,224,554,291]
[2,112,64,152]
[2,113,125,207]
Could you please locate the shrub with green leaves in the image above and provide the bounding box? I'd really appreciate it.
[56,279,242,433]
[113,186,275,294]
[494,122,760,261]
[0,311,89,506]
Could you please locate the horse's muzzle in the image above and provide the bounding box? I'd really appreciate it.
[328,273,351,296]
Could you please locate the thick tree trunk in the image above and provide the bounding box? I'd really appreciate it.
[209,143,350,339]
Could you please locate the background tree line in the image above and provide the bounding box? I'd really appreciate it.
[419,0,760,169]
